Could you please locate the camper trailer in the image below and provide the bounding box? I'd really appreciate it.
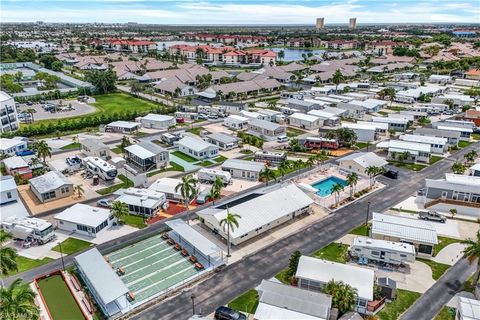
[254,151,287,166]
[197,168,232,185]
[350,237,416,265]
[1,216,55,244]
[83,157,118,181]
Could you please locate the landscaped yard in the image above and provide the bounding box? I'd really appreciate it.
[417,258,450,280]
[97,174,134,195]
[355,142,369,149]
[60,142,80,150]
[228,289,259,315]
[311,243,348,263]
[171,150,198,162]
[1,256,53,277]
[387,106,407,111]
[196,160,213,167]
[187,127,202,135]
[472,133,480,141]
[213,155,228,163]
[111,145,122,154]
[52,237,92,255]
[377,289,421,320]
[275,268,291,284]
[388,161,428,171]
[122,214,146,229]
[286,127,306,137]
[434,307,455,320]
[349,224,369,236]
[434,236,461,257]
[146,162,185,177]
[430,155,444,165]
[458,141,472,148]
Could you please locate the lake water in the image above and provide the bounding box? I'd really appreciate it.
[268,47,326,61]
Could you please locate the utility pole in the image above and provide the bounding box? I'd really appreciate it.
[365,201,371,236]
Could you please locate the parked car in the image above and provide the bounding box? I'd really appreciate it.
[97,199,113,208]
[196,187,212,204]
[383,169,399,179]
[214,306,247,320]
[418,211,446,223]
[277,135,289,143]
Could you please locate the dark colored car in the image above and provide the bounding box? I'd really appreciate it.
[214,306,247,320]
[418,211,446,223]
[383,169,399,179]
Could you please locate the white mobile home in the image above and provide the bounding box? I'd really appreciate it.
[288,113,323,130]
[221,159,265,181]
[414,127,461,147]
[338,152,388,176]
[55,204,115,237]
[29,171,73,203]
[223,115,249,130]
[341,123,377,142]
[115,187,166,217]
[376,139,432,163]
[205,133,239,150]
[247,118,286,141]
[350,237,416,265]
[148,177,185,202]
[138,113,176,130]
[399,134,447,154]
[177,136,219,160]
[124,141,169,172]
[80,138,110,160]
[371,116,410,132]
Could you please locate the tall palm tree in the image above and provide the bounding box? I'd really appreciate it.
[332,69,345,93]
[33,141,52,164]
[120,136,131,152]
[0,230,18,276]
[0,278,39,320]
[278,161,290,180]
[73,184,84,199]
[346,172,358,200]
[259,167,276,185]
[111,201,129,223]
[219,208,241,258]
[209,176,224,205]
[461,231,480,285]
[306,156,315,168]
[365,166,379,188]
[175,174,198,224]
[331,183,344,207]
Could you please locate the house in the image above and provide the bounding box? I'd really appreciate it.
[288,113,323,130]
[307,110,341,127]
[464,69,480,80]
[205,133,239,150]
[29,171,73,203]
[154,78,194,97]
[54,204,115,237]
[458,109,480,127]
[431,94,474,107]
[254,279,333,320]
[428,74,451,84]
[469,163,480,177]
[337,102,366,119]
[296,256,375,314]
[376,139,432,163]
[371,116,410,132]
[223,115,250,130]
[148,177,185,202]
[247,118,286,141]
[177,136,219,160]
[339,99,387,114]
[105,121,140,134]
[423,174,480,216]
[124,141,169,172]
[456,297,480,320]
[257,109,283,123]
[197,184,313,245]
[337,152,388,176]
[341,123,378,142]
[138,113,176,130]
[286,98,322,113]
[399,134,447,155]
[0,137,28,156]
[115,187,166,217]
[3,156,33,180]
[350,237,416,265]
[0,175,18,205]
[357,121,389,135]
[80,138,110,160]
[432,122,472,141]
[371,212,438,256]
[414,127,461,147]
[221,159,266,181]
[241,110,262,120]
[0,91,19,133]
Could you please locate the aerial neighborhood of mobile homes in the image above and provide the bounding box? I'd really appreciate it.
[1,13,480,320]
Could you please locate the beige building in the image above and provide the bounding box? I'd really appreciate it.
[316,18,325,30]
[349,18,357,29]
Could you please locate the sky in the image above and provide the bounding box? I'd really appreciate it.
[1,0,479,25]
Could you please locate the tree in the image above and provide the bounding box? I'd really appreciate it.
[444,99,454,110]
[366,166,381,187]
[51,60,63,72]
[379,87,396,106]
[219,208,241,257]
[33,140,52,164]
[278,160,290,180]
[322,280,358,315]
[73,184,84,199]
[120,135,131,152]
[39,54,61,70]
[85,69,117,94]
[452,162,466,174]
[331,183,344,207]
[111,201,129,222]
[346,172,358,200]
[130,80,144,96]
[332,69,345,92]
[25,108,36,123]
[0,230,18,276]
[397,151,411,164]
[209,176,224,205]
[0,278,39,320]
[259,167,276,185]
[175,174,198,224]
[461,231,480,285]
[286,250,301,279]
[278,50,285,61]
[464,150,478,164]
[449,208,457,219]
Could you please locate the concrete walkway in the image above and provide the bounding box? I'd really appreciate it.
[432,243,468,266]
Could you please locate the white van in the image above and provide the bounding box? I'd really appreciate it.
[277,135,289,143]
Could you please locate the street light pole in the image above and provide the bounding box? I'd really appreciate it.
[58,241,66,272]
[191,294,195,315]
[365,201,371,236]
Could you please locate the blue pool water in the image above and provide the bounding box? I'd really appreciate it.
[311,176,348,197]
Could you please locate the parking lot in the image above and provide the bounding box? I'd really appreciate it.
[17,99,96,121]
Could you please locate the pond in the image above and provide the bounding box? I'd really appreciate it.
[268,47,326,61]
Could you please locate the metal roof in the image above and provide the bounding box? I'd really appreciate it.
[376,139,431,153]
[206,133,238,144]
[221,159,266,173]
[116,187,166,209]
[458,297,480,320]
[55,203,111,228]
[400,134,447,145]
[177,136,217,153]
[30,171,72,194]
[338,152,388,169]
[125,141,167,159]
[248,118,283,131]
[3,156,28,169]
[141,113,175,122]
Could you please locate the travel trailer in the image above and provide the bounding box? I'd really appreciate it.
[197,168,232,185]
[1,216,55,244]
[350,237,416,265]
[83,157,118,181]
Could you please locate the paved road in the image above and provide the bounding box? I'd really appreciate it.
[401,257,477,320]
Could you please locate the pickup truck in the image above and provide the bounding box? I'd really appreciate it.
[418,210,446,223]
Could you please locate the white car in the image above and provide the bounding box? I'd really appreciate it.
[277,135,289,143]
[97,199,112,208]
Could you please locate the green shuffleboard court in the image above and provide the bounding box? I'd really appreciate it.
[37,274,85,320]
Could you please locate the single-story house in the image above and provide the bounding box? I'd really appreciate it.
[431,94,474,107]
[105,121,140,134]
[413,127,461,147]
[371,116,410,132]
[205,133,239,150]
[177,136,219,160]
[0,137,28,156]
[432,122,473,141]
[0,175,18,205]
[3,156,33,180]
[341,123,378,142]
[307,110,341,126]
[456,297,480,320]
[371,212,438,256]
[138,113,176,130]
[469,163,480,177]
[376,139,432,163]
[247,118,286,141]
[286,98,322,113]
[80,138,110,160]
[356,121,389,135]
[399,134,447,154]
[115,187,166,217]
[223,115,250,130]
[148,177,185,202]
[30,171,73,203]
[337,152,388,176]
[54,203,115,237]
[221,159,266,181]
[289,113,323,130]
[124,141,169,172]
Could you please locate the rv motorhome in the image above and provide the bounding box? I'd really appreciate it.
[197,168,232,185]
[83,157,118,181]
[1,216,55,244]
[350,237,416,265]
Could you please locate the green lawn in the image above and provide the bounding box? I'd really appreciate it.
[355,142,369,149]
[349,224,369,236]
[213,155,228,163]
[458,141,472,148]
[170,161,185,172]
[228,289,259,315]
[97,174,134,195]
[111,145,123,154]
[434,236,461,257]
[52,238,92,255]
[311,243,348,264]
[387,106,407,111]
[275,268,291,284]
[37,274,85,320]
[377,289,421,320]
[472,133,480,141]
[187,127,202,135]
[388,161,428,171]
[196,160,213,167]
[430,155,444,165]
[146,162,185,177]
[378,111,389,116]
[417,258,450,280]
[286,127,306,137]
[60,142,80,150]
[1,256,53,278]
[122,214,146,229]
[171,151,198,162]
[434,307,455,320]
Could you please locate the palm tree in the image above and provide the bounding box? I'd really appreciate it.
[111,201,129,223]
[209,176,223,205]
[332,69,345,93]
[366,166,379,188]
[0,230,18,276]
[306,156,315,168]
[461,231,480,285]
[398,151,411,164]
[322,280,358,315]
[259,167,276,185]
[175,174,198,224]
[449,208,457,219]
[73,184,84,199]
[464,150,478,164]
[0,279,39,320]
[219,208,241,258]
[452,162,466,174]
[120,135,131,152]
[346,172,358,200]
[33,140,52,164]
[331,183,344,207]
[278,161,290,180]
[25,108,36,123]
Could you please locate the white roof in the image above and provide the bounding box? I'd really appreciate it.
[107,121,139,129]
[226,115,249,122]
[124,142,167,159]
[2,216,52,232]
[84,156,116,171]
[339,152,388,169]
[371,212,438,245]
[445,173,480,187]
[342,123,377,131]
[376,140,431,153]
[400,134,447,145]
[241,110,262,118]
[307,110,338,120]
[55,204,111,228]
[141,113,174,122]
[371,116,409,125]
[0,91,13,103]
[3,156,28,169]
[0,138,25,151]
[352,236,415,255]
[116,187,166,209]
[458,297,480,320]
[177,136,217,153]
[198,184,313,239]
[148,177,182,196]
[249,118,283,131]
[289,113,320,122]
[435,125,473,133]
[30,171,71,194]
[0,175,17,192]
[255,303,321,320]
[74,248,129,305]
[221,159,266,173]
[356,121,389,130]
[296,256,374,300]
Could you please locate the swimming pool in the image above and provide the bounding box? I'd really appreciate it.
[311,176,348,197]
